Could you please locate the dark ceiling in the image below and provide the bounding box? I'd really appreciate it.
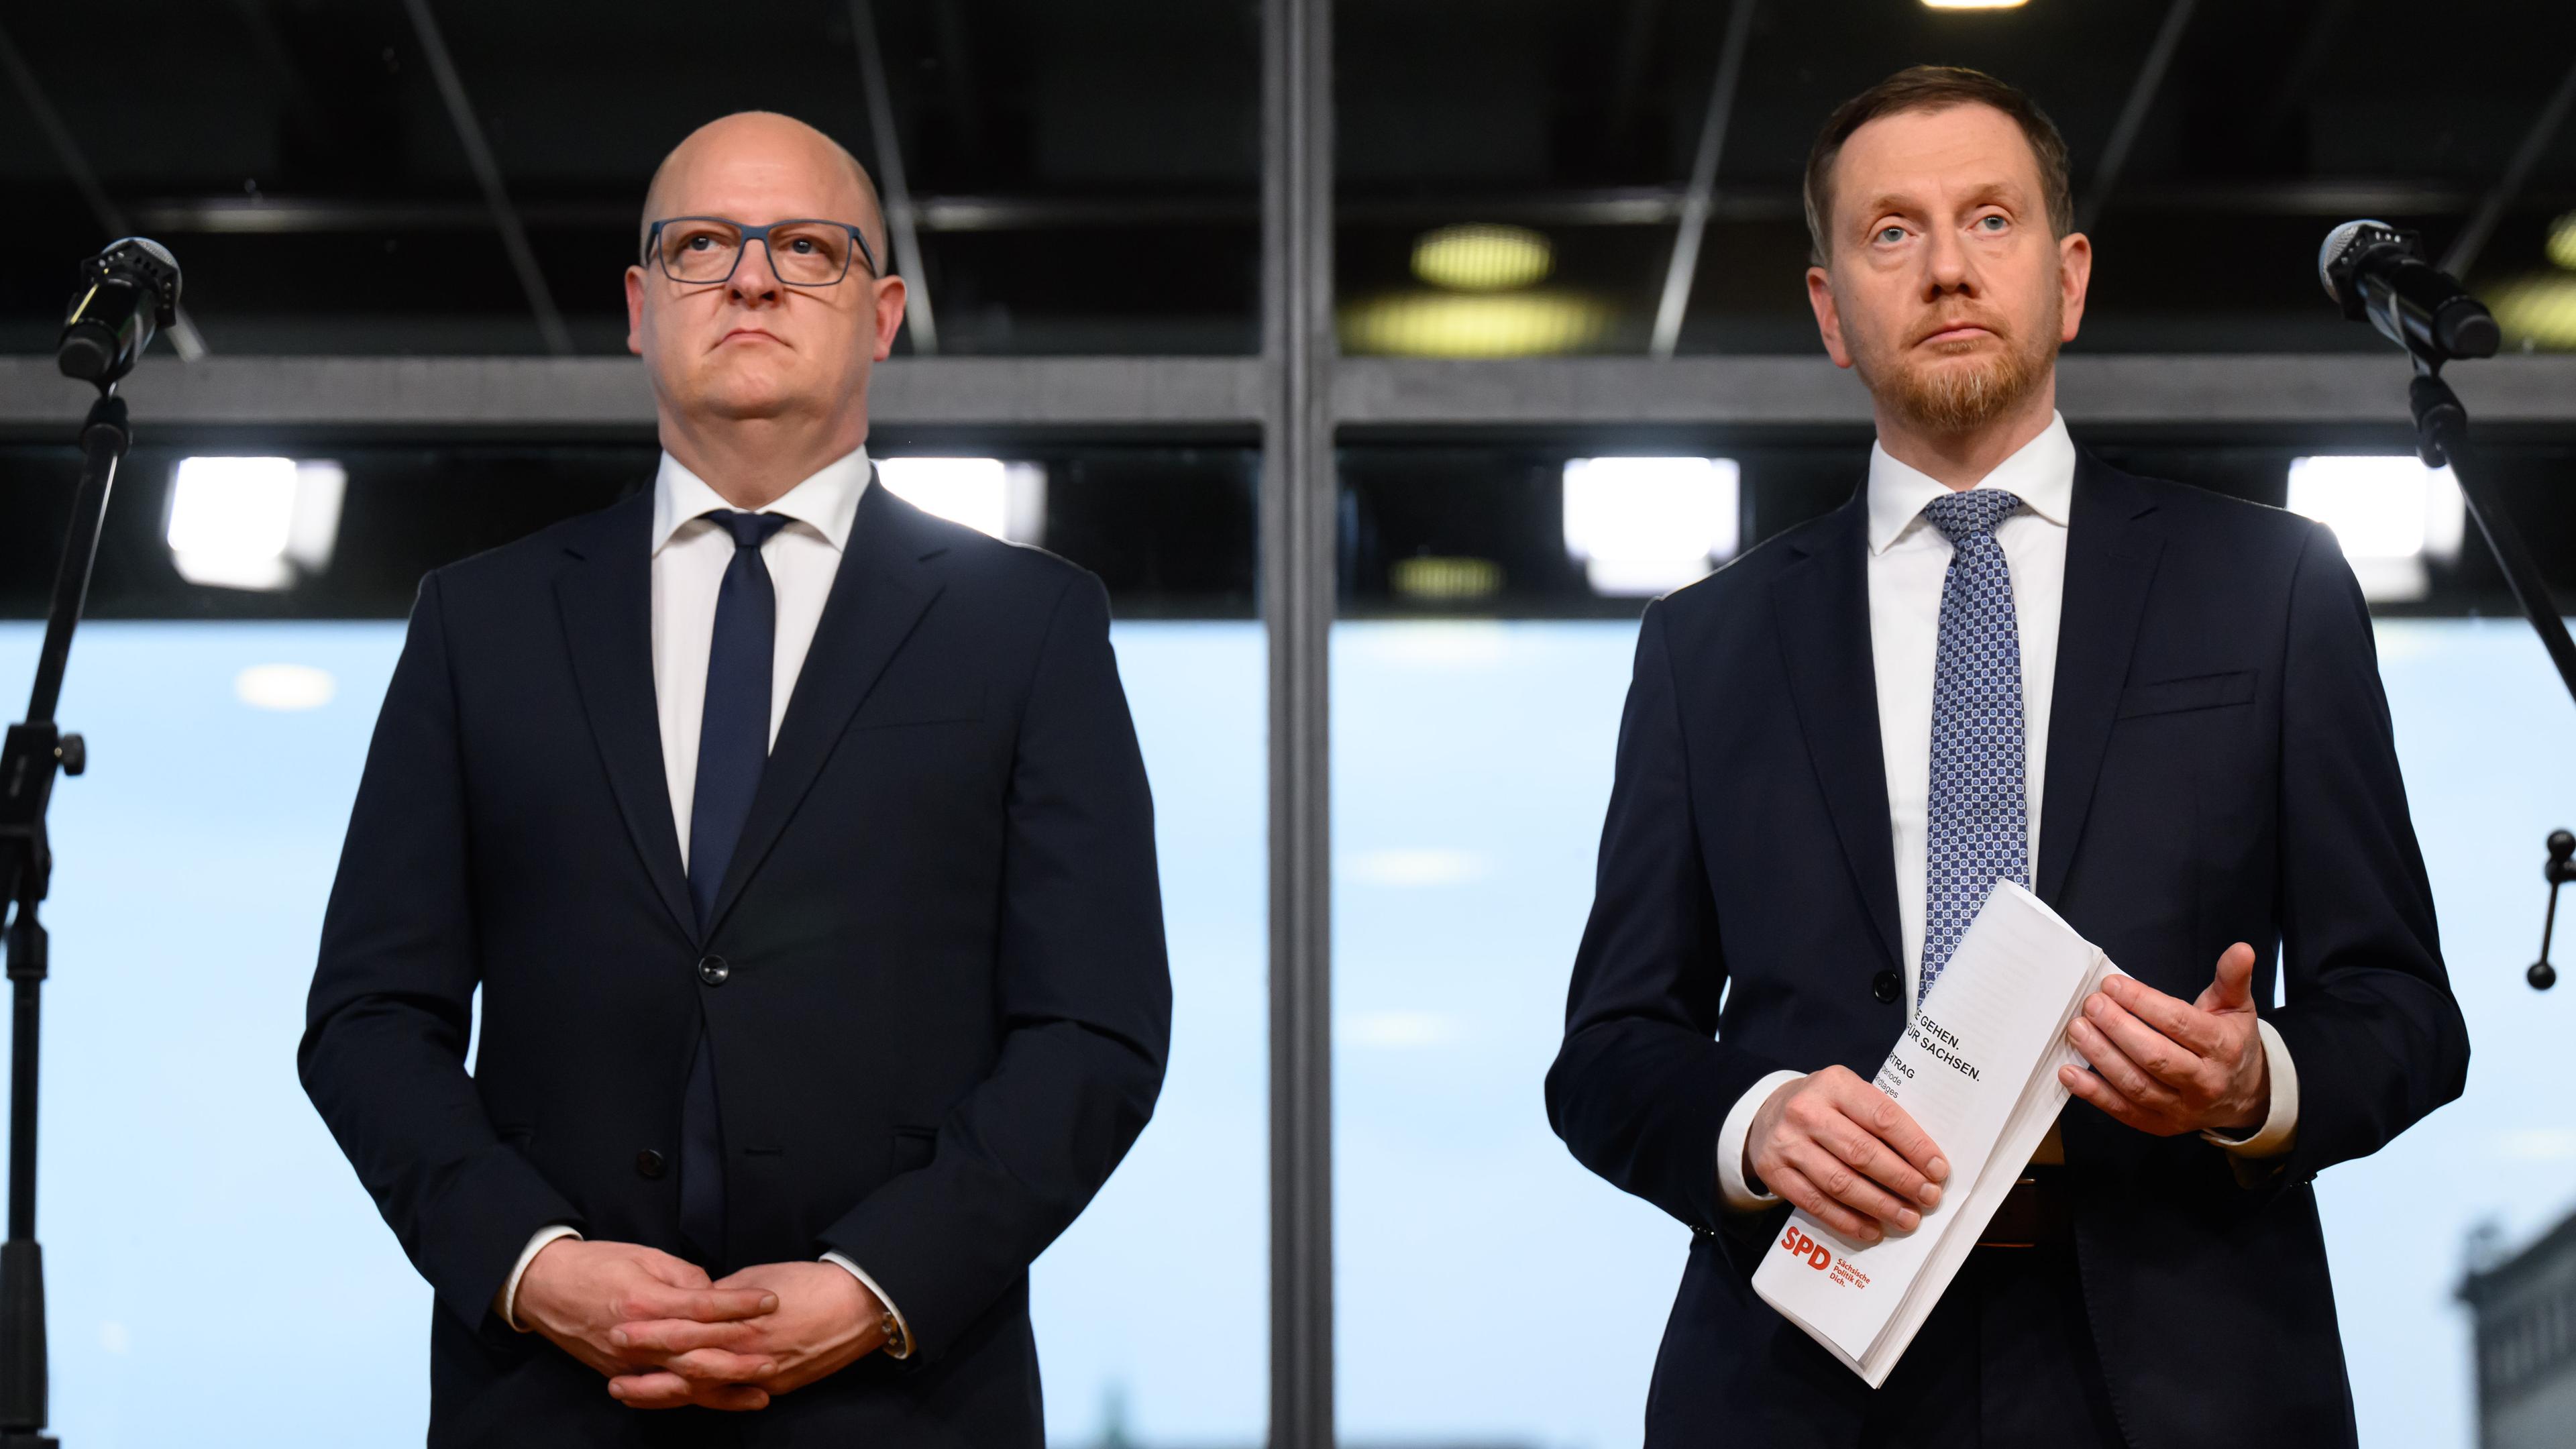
[2,0,2574,358]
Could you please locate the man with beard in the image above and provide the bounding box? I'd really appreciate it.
[1546,66,2465,1447]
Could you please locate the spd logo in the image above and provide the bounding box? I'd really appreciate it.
[1778,1224,1831,1271]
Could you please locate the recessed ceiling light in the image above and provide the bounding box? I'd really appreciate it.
[2286,454,2466,602]
[2486,273,2576,349]
[1923,0,2030,9]
[1339,849,1490,888]
[2547,212,2576,271]
[1563,456,1742,596]
[1411,223,1554,292]
[875,458,1046,543]
[166,457,345,592]
[1340,1009,1466,1049]
[1342,290,1611,357]
[1390,555,1503,602]
[234,663,338,711]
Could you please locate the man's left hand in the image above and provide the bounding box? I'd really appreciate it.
[604,1260,890,1408]
[2060,942,2270,1138]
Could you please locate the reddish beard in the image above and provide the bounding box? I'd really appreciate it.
[1856,305,2058,435]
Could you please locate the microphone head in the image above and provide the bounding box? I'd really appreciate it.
[100,237,182,323]
[2318,219,2387,304]
[56,237,184,386]
[122,237,178,270]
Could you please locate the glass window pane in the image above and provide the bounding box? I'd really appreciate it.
[1333,432,2576,1445]
[1333,617,1662,1443]
[0,443,1259,621]
[0,437,1263,1442]
[1037,621,1267,1444]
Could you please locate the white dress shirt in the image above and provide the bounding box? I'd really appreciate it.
[497,447,912,1356]
[1714,414,2300,1211]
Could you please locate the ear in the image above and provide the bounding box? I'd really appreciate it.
[1806,265,1854,369]
[624,265,647,358]
[2056,231,2092,345]
[873,274,908,362]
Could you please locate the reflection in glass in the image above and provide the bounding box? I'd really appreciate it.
[0,619,1263,1448]
[1332,615,2558,1448]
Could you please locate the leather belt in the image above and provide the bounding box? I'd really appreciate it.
[1974,1163,2071,1248]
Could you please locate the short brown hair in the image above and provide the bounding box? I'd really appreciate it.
[1802,66,2072,266]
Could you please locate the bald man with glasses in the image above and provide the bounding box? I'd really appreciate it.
[302,111,1171,1445]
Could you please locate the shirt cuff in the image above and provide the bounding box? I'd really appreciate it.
[2201,1018,2300,1159]
[820,1252,914,1359]
[1716,1069,1806,1212]
[496,1224,584,1331]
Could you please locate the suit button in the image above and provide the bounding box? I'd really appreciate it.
[1871,969,1901,1004]
[697,954,730,987]
[635,1149,667,1180]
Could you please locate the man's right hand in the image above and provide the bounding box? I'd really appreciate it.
[1743,1067,1950,1243]
[514,1238,783,1411]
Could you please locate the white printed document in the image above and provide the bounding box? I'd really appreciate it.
[1750,880,2122,1387]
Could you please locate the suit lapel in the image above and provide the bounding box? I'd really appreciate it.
[703,476,947,937]
[2035,453,2165,906]
[1772,490,1904,975]
[554,492,698,943]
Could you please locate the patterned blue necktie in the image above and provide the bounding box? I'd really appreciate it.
[1917,488,2029,1006]
[680,507,791,1262]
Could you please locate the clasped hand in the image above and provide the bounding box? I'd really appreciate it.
[1745,943,2272,1241]
[515,1240,888,1412]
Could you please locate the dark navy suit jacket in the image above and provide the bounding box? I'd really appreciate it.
[301,480,1171,1446]
[1546,452,2468,1448]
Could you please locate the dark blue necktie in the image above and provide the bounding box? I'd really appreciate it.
[1917,488,2029,1006]
[680,508,792,1261]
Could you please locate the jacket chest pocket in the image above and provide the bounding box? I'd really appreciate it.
[848,682,985,734]
[2116,669,2255,718]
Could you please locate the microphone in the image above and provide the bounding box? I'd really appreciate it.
[2318,219,2499,366]
[56,237,182,388]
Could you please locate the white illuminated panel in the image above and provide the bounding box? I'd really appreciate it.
[2286,454,2465,602]
[233,663,338,711]
[1338,847,1490,888]
[1562,455,1741,597]
[166,456,345,592]
[877,458,1047,544]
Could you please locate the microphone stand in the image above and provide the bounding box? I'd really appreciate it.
[2403,358,2576,992]
[2408,364,2576,700]
[0,384,127,1449]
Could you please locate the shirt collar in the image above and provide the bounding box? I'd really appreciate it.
[649,445,873,557]
[1864,411,2076,556]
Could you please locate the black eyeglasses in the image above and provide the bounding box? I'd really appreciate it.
[642,216,882,288]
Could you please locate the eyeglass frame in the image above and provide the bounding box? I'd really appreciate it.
[639,215,884,288]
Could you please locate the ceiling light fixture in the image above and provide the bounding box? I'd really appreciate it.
[234,663,339,711]
[1342,290,1612,358]
[1390,555,1503,602]
[166,456,345,592]
[1411,223,1554,292]
[2487,273,2576,349]
[2547,213,2576,272]
[2286,454,2466,602]
[876,458,1047,544]
[1562,456,1742,596]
